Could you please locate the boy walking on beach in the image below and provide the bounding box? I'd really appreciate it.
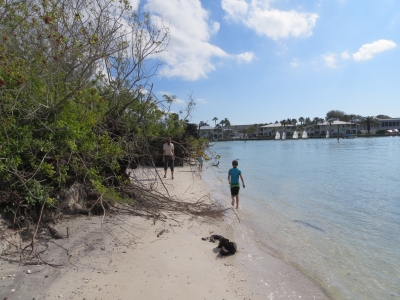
[228,160,245,209]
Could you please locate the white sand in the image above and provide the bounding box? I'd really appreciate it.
[0,165,331,299]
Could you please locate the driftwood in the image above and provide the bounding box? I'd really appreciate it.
[47,225,63,239]
[6,151,226,267]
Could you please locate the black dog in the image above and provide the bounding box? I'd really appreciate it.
[208,234,224,243]
[217,237,229,248]
[220,242,237,256]
[216,237,237,256]
[202,235,237,256]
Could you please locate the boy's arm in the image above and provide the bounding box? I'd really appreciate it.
[172,145,175,159]
[227,174,231,185]
[162,145,165,161]
[240,174,245,188]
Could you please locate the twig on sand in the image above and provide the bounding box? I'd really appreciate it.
[231,207,240,223]
[157,229,167,237]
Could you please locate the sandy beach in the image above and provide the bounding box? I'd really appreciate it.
[0,165,330,299]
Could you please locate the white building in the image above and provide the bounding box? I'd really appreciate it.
[198,126,227,139]
[260,120,358,137]
[308,120,357,136]
[229,124,266,137]
[260,122,297,137]
[373,118,400,133]
[229,124,248,138]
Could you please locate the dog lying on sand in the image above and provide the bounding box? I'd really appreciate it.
[202,235,237,256]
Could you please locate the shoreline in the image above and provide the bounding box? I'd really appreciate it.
[202,166,335,300]
[1,165,331,299]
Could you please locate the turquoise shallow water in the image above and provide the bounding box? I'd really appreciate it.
[203,137,400,299]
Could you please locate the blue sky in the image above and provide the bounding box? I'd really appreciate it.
[132,0,399,125]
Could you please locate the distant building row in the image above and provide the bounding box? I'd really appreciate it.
[199,118,400,139]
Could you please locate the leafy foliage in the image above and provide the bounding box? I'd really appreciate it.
[326,110,345,121]
[376,114,390,119]
[0,0,200,224]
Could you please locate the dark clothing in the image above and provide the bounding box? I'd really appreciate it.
[230,186,240,196]
[164,155,174,171]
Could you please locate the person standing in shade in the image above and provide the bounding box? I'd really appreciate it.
[228,159,245,209]
[163,138,175,179]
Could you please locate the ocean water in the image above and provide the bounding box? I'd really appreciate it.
[203,137,400,299]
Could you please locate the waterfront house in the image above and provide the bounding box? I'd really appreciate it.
[310,120,357,136]
[229,124,248,137]
[198,126,228,139]
[370,117,400,133]
[260,122,297,137]
[229,124,264,138]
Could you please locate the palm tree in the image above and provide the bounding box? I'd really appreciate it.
[361,116,380,134]
[327,119,333,135]
[212,117,218,127]
[212,117,218,140]
[299,117,304,125]
[223,118,231,137]
[312,117,320,136]
[280,119,287,134]
[197,121,208,137]
[219,120,226,139]
[215,124,222,139]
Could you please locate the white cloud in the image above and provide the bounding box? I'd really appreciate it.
[276,42,289,56]
[236,51,255,64]
[158,90,171,96]
[221,0,248,21]
[290,59,300,68]
[341,51,350,59]
[210,21,220,35]
[222,0,318,40]
[196,98,207,104]
[174,98,186,104]
[322,53,337,68]
[146,0,229,80]
[353,39,397,61]
[157,91,172,97]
